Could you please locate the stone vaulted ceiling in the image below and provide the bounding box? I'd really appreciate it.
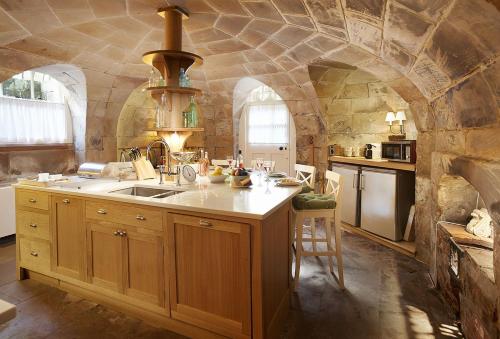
[0,0,499,103]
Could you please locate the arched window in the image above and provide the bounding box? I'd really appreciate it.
[245,85,289,145]
[0,71,72,144]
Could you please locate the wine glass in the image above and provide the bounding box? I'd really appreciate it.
[226,155,234,169]
[255,158,264,176]
[263,160,272,182]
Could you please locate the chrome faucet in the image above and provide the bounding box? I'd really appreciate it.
[146,139,172,184]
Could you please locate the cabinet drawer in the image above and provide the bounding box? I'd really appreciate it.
[85,200,162,231]
[16,190,49,210]
[19,238,50,272]
[170,213,243,234]
[16,210,50,240]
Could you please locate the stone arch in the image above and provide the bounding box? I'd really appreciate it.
[232,77,297,168]
[30,64,87,164]
[116,82,159,161]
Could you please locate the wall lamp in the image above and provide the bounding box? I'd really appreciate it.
[385,110,406,135]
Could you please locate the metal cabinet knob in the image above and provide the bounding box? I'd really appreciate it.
[62,198,70,204]
[29,223,37,228]
[30,251,38,257]
[29,198,37,203]
[136,215,145,221]
[199,220,213,227]
[113,230,120,236]
[120,231,127,237]
[97,209,107,215]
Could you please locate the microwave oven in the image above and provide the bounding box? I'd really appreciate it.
[381,140,416,163]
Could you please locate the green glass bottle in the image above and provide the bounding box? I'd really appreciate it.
[188,96,198,128]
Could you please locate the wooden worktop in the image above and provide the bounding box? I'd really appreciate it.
[329,156,416,172]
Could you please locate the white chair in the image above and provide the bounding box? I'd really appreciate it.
[295,164,315,189]
[250,160,276,171]
[211,159,229,167]
[292,170,344,290]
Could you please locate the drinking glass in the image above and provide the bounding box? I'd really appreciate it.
[255,158,264,176]
[263,161,272,182]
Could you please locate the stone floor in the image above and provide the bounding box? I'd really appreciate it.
[0,232,463,339]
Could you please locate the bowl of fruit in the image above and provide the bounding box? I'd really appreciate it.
[230,168,252,188]
[208,166,228,183]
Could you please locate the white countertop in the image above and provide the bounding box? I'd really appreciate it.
[14,175,302,220]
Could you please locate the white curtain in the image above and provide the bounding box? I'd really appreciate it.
[247,102,289,144]
[0,96,72,144]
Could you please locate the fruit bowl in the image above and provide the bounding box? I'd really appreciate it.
[208,174,228,183]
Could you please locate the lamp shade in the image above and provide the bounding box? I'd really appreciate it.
[385,111,396,123]
[395,111,406,121]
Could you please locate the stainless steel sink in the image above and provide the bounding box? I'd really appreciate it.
[109,186,183,198]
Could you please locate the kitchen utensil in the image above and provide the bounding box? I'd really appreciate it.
[181,165,197,183]
[77,163,106,178]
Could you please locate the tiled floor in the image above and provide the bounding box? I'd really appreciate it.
[0,233,462,338]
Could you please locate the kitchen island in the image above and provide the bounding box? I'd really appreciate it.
[14,176,302,339]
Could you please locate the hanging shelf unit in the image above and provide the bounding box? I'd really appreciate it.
[142,6,204,145]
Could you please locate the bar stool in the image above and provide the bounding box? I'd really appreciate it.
[294,164,315,190]
[292,170,344,290]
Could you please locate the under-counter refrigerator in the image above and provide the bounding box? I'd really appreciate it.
[359,167,414,241]
[331,164,360,227]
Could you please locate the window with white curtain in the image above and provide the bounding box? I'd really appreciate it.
[0,71,72,144]
[246,86,289,144]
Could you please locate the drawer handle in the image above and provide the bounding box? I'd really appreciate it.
[97,209,107,215]
[62,199,70,204]
[113,230,120,236]
[30,251,38,257]
[199,220,213,227]
[136,215,146,221]
[29,223,37,228]
[29,198,37,203]
[119,230,127,237]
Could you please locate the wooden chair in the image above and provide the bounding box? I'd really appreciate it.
[292,170,344,290]
[295,164,316,189]
[211,159,229,167]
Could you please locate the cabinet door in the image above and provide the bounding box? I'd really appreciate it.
[87,222,123,293]
[167,213,251,338]
[360,169,398,240]
[122,228,165,308]
[51,196,85,280]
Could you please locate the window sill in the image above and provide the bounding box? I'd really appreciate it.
[0,143,73,152]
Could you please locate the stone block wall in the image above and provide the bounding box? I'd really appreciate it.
[311,66,417,151]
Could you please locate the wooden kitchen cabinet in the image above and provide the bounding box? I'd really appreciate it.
[87,221,123,293]
[86,219,166,308]
[122,227,165,307]
[51,195,86,280]
[167,213,251,339]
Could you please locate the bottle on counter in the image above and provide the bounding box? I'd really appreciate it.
[200,151,209,176]
[237,150,244,168]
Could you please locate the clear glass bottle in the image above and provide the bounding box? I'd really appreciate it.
[160,93,169,127]
[148,68,155,87]
[155,105,162,128]
[188,96,198,127]
[179,68,186,87]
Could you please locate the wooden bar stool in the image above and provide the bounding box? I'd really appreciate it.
[292,170,344,290]
[294,164,318,250]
